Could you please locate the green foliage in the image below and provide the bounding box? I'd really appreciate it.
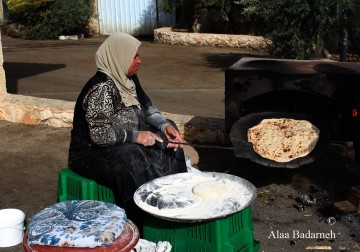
[197,0,233,12]
[342,0,360,55]
[232,0,265,35]
[169,0,360,59]
[262,0,360,59]
[6,0,53,14]
[262,0,319,59]
[159,0,175,13]
[194,0,265,34]
[7,0,94,40]
[8,0,360,58]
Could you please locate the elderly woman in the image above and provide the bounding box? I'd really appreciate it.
[68,32,187,225]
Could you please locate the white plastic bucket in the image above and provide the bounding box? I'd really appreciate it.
[0,209,25,247]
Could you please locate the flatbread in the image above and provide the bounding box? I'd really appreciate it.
[247,118,319,162]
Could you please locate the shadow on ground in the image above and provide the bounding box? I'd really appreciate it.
[4,62,65,94]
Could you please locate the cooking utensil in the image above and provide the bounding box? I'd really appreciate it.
[230,112,330,168]
[157,140,233,150]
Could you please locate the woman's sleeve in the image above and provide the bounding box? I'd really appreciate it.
[83,83,137,146]
[132,75,170,132]
[145,106,170,133]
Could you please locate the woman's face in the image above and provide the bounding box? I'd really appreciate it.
[127,50,141,77]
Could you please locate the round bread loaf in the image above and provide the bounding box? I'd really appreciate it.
[247,118,319,162]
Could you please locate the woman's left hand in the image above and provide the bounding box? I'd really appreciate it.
[164,124,184,151]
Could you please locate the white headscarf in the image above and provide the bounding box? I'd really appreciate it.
[95,32,141,108]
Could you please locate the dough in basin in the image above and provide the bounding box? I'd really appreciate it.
[192,181,229,199]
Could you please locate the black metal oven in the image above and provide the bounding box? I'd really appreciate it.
[225,57,360,167]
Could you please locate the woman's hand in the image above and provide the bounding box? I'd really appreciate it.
[165,124,184,151]
[136,131,163,147]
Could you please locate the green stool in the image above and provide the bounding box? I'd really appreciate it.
[143,206,260,252]
[57,168,116,203]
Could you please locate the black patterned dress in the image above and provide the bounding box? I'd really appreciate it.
[68,72,187,219]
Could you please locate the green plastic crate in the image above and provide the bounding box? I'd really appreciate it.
[57,168,116,203]
[143,206,260,252]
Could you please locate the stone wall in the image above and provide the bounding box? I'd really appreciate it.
[154,27,268,52]
[0,93,228,144]
[0,94,75,127]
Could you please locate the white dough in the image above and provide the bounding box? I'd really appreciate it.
[192,181,229,198]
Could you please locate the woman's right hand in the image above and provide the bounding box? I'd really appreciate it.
[136,131,163,147]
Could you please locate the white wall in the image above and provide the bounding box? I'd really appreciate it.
[97,0,175,36]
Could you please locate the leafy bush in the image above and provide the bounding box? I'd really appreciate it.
[160,0,265,35]
[163,0,360,60]
[339,0,360,59]
[6,0,53,14]
[195,0,265,35]
[261,0,360,60]
[6,0,94,40]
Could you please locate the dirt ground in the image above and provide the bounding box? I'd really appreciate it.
[0,35,360,252]
[1,120,360,252]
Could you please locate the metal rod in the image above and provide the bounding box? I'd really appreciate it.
[167,141,234,150]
